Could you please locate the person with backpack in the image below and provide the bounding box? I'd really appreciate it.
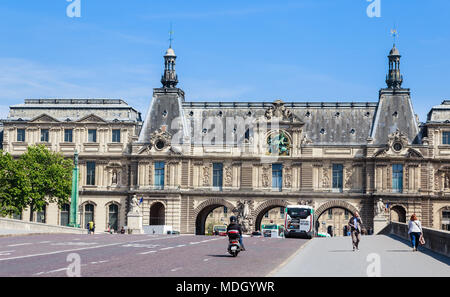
[88,220,95,235]
[408,214,423,252]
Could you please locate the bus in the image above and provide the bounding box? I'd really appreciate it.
[213,225,227,236]
[261,224,285,238]
[284,205,315,239]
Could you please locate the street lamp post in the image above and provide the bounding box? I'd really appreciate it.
[69,150,80,228]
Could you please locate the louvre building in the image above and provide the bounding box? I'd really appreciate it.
[1,44,449,235]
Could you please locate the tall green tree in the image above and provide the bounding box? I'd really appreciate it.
[18,145,73,221]
[0,151,29,217]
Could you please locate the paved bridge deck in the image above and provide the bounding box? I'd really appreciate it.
[274,235,450,277]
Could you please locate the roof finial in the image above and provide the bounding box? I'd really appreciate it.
[390,25,398,47]
[169,22,174,48]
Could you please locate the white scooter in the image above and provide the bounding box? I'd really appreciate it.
[227,230,241,257]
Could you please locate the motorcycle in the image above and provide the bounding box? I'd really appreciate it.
[227,230,241,257]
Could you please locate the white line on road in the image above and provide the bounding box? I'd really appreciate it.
[189,242,200,245]
[160,247,174,250]
[7,243,32,247]
[171,267,182,272]
[39,241,51,244]
[0,236,181,262]
[176,244,186,248]
[140,251,157,255]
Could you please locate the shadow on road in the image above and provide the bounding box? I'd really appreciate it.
[387,234,450,266]
[328,250,355,252]
[207,254,233,258]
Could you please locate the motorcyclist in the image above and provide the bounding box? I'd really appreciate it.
[226,216,246,251]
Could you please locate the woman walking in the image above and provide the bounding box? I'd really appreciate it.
[408,214,422,252]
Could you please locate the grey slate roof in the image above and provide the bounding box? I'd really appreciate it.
[427,100,450,123]
[183,102,377,145]
[6,99,142,123]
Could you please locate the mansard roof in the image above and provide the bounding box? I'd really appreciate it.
[183,101,378,145]
[427,100,450,123]
[6,99,142,123]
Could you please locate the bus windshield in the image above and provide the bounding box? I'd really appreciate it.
[287,208,311,219]
[214,226,226,232]
[262,225,278,230]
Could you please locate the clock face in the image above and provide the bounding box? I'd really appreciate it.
[393,142,403,152]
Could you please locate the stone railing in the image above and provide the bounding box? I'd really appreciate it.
[383,222,450,257]
[0,217,86,235]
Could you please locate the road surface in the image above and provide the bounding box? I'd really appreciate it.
[273,235,450,277]
[0,233,308,277]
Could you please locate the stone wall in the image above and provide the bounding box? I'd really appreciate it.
[0,217,86,234]
[385,222,450,257]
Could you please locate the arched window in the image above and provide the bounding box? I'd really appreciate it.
[108,204,119,231]
[60,204,70,226]
[84,203,95,228]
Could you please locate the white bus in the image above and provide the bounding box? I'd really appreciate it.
[284,205,315,239]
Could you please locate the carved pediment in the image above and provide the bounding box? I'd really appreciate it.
[76,114,107,123]
[29,114,61,123]
[406,148,423,159]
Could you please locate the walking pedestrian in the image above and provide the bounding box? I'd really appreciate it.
[348,211,363,251]
[88,220,95,235]
[408,214,422,252]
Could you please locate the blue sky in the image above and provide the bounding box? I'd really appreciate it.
[0,0,449,122]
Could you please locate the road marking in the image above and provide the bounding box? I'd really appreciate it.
[189,242,200,245]
[7,243,32,247]
[171,267,182,272]
[176,244,186,248]
[203,258,210,262]
[39,241,51,244]
[140,250,157,255]
[160,247,174,251]
[0,236,181,262]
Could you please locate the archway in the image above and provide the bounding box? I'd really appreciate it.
[390,205,406,223]
[150,202,165,225]
[314,200,359,237]
[253,199,288,231]
[316,207,353,237]
[193,199,235,235]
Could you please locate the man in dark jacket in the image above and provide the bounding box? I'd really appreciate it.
[227,216,246,251]
[348,211,363,251]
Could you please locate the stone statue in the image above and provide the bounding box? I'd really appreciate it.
[130,195,141,215]
[112,170,118,185]
[444,173,450,189]
[236,200,252,233]
[375,198,386,217]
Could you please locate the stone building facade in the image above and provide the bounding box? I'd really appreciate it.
[1,44,449,235]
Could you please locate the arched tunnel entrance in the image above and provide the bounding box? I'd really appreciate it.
[194,199,236,235]
[316,207,354,237]
[254,205,287,231]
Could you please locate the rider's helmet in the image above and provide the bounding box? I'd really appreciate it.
[229,216,237,223]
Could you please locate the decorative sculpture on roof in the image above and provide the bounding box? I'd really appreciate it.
[150,126,172,151]
[265,100,292,121]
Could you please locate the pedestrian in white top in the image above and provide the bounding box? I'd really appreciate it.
[408,214,422,252]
